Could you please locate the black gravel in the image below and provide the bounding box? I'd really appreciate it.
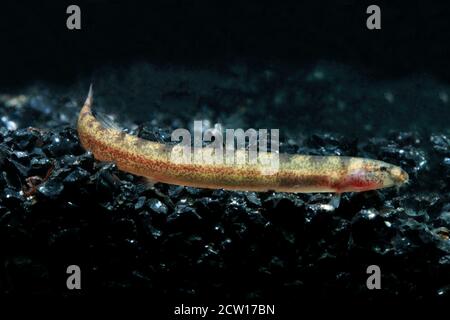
[1,64,450,303]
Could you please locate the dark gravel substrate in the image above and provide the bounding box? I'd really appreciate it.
[1,63,450,303]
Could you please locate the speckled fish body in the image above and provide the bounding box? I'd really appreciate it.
[77,87,409,193]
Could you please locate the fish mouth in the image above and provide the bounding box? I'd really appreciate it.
[389,167,409,186]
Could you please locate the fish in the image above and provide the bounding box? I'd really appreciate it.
[77,86,409,196]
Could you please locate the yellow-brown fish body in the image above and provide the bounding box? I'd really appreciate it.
[77,88,409,193]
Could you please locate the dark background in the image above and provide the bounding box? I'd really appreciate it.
[1,0,450,87]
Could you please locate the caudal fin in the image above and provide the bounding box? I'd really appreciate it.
[84,83,94,107]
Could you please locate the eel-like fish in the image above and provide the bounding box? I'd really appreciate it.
[77,87,409,194]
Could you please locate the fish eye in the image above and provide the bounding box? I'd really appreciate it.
[380,166,388,172]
